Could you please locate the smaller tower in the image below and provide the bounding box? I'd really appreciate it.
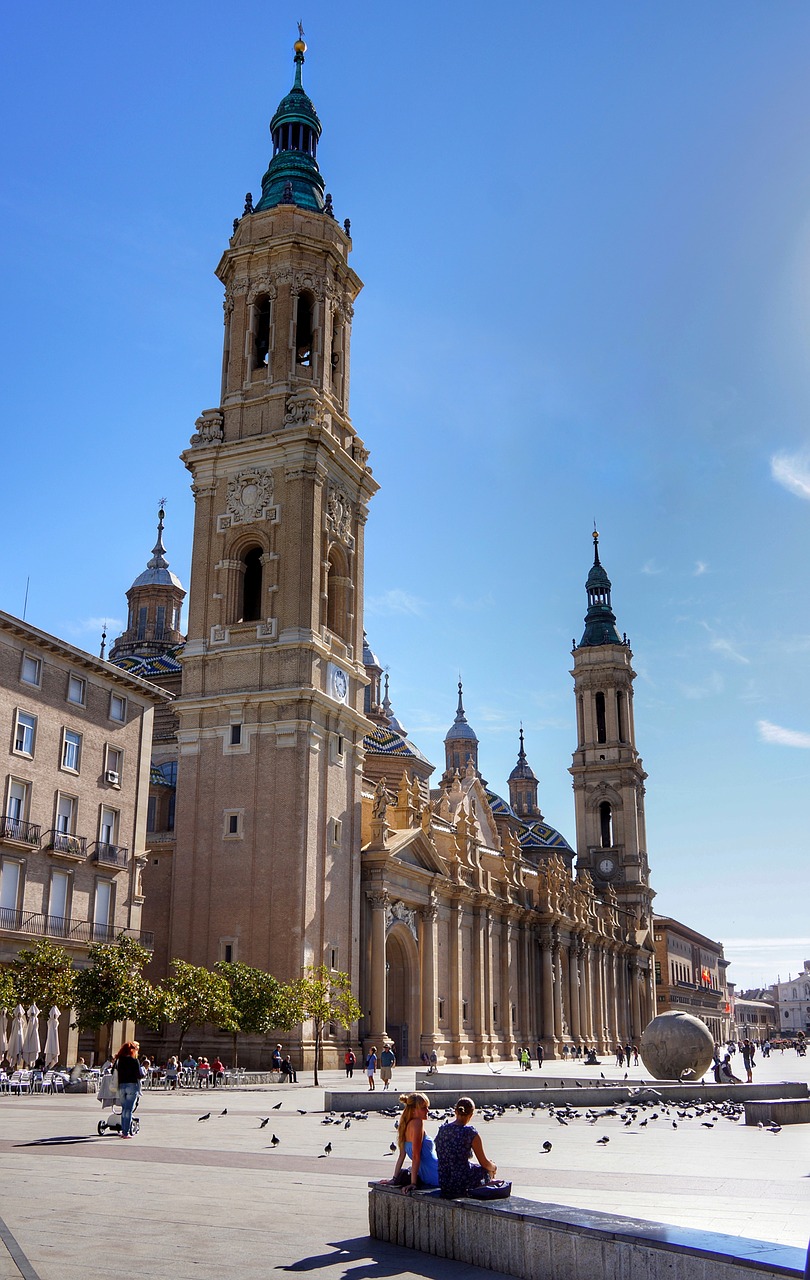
[569,531,653,918]
[508,728,540,820]
[443,681,479,781]
[110,507,185,661]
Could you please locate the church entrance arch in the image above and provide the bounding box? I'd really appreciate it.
[385,923,420,1065]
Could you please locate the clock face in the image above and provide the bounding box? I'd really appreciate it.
[598,856,616,878]
[331,667,348,702]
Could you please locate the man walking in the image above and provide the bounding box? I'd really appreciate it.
[380,1043,396,1090]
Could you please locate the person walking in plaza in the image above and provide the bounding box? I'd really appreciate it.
[366,1046,378,1090]
[113,1040,144,1139]
[382,1092,439,1193]
[615,1044,625,1067]
[741,1038,756,1083]
[380,1043,396,1090]
[536,1042,544,1068]
[436,1096,497,1198]
[344,1048,356,1078]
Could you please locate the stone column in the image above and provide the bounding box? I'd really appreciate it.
[594,946,606,1051]
[419,898,439,1049]
[448,897,463,1058]
[630,960,642,1041]
[471,903,486,1057]
[606,949,617,1045]
[367,890,389,1045]
[540,931,556,1049]
[577,940,589,1045]
[568,942,581,1041]
[551,927,563,1043]
[483,908,494,1050]
[584,942,595,1044]
[501,916,515,1057]
[521,919,533,1043]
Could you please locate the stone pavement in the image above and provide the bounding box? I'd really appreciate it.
[0,1050,807,1280]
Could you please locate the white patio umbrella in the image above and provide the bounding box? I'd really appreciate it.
[8,1005,27,1068]
[44,1006,60,1066]
[23,1003,41,1067]
[0,1008,8,1059]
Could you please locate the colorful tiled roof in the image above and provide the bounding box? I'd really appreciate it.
[112,645,184,679]
[363,725,431,764]
[485,789,516,819]
[150,765,175,787]
[518,821,573,852]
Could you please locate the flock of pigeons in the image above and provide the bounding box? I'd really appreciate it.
[191,1091,782,1160]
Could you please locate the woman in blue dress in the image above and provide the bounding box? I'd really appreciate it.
[436,1096,497,1197]
[383,1092,439,1192]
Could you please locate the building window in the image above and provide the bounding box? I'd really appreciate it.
[329,946,338,970]
[21,654,41,687]
[7,779,29,823]
[330,733,345,765]
[155,605,166,639]
[331,818,342,845]
[105,746,122,784]
[224,810,243,839]
[254,295,272,368]
[616,691,626,742]
[167,793,176,831]
[219,939,237,963]
[13,711,36,756]
[462,999,468,1022]
[595,692,607,743]
[67,674,86,706]
[147,796,157,831]
[93,879,113,939]
[438,998,445,1021]
[99,807,119,847]
[55,793,77,835]
[295,291,314,366]
[110,694,127,723]
[61,730,82,773]
[229,724,242,746]
[48,869,70,934]
[599,800,613,848]
[0,858,23,917]
[241,548,263,622]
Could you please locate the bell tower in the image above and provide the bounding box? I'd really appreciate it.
[169,36,378,1055]
[569,532,653,920]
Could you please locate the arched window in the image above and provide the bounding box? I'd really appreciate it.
[296,292,314,366]
[241,547,263,622]
[254,295,271,368]
[325,545,351,641]
[599,801,613,848]
[595,692,607,744]
[616,691,626,742]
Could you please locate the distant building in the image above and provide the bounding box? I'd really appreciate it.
[771,961,810,1036]
[728,984,777,1042]
[0,610,170,1060]
[653,915,731,1042]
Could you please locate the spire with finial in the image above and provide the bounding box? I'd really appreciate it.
[254,28,328,214]
[508,724,540,818]
[99,624,107,661]
[578,527,624,648]
[382,672,407,736]
[147,502,169,573]
[108,503,186,662]
[443,678,479,779]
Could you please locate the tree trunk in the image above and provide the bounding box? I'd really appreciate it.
[232,1031,239,1068]
[313,1020,321,1087]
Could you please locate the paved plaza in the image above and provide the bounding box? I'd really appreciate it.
[0,1052,808,1279]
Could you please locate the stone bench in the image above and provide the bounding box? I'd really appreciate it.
[368,1183,807,1280]
[744,1097,810,1126]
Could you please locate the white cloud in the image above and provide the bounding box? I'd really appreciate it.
[679,671,724,700]
[693,561,709,576]
[365,589,425,617]
[700,621,749,665]
[771,448,810,500]
[757,719,810,749]
[723,938,810,988]
[641,560,662,575]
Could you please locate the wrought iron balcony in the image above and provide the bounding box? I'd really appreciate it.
[91,841,129,868]
[0,906,153,948]
[44,829,87,859]
[0,815,41,846]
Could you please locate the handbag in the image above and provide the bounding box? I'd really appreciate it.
[469,1179,512,1200]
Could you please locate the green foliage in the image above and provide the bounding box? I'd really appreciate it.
[0,966,17,1010]
[11,940,75,1011]
[215,962,299,1066]
[292,965,361,1086]
[164,960,237,1056]
[72,934,155,1030]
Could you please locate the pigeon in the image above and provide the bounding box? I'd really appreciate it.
[541,1141,552,1153]
[596,1136,610,1145]
[701,1122,714,1129]
[219,1109,228,1117]
[270,1134,280,1147]
[767,1124,782,1134]
[198,1113,211,1122]
[272,1102,282,1110]
[324,1142,332,1155]
[260,1118,270,1129]
[297,1109,307,1115]
[672,1122,678,1129]
[388,1142,397,1152]
[344,1119,351,1129]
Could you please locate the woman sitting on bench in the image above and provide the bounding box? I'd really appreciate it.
[436,1096,497,1198]
[383,1092,439,1193]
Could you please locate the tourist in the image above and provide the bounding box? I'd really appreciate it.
[436,1097,497,1198]
[165,1056,180,1089]
[536,1043,544,1068]
[113,1040,144,1139]
[632,1045,639,1066]
[519,1047,531,1071]
[615,1045,625,1067]
[382,1092,439,1193]
[281,1055,297,1084]
[429,1050,438,1074]
[211,1056,225,1087]
[718,1054,740,1085]
[762,1039,771,1058]
[271,1044,283,1073]
[380,1043,396,1090]
[344,1048,356,1078]
[196,1056,211,1087]
[741,1039,755,1084]
[366,1046,378,1090]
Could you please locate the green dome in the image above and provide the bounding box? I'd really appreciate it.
[255,42,326,213]
[579,531,624,647]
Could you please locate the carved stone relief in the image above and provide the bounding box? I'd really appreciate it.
[387,899,418,942]
[326,484,354,547]
[217,469,275,532]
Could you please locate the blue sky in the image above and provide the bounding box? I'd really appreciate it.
[2,3,809,989]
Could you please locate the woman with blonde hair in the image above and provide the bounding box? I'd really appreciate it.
[382,1092,438,1192]
[436,1096,497,1197]
[112,1040,145,1139]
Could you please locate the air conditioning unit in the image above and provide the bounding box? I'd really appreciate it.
[105,770,120,785]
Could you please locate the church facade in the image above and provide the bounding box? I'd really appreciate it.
[111,38,656,1067]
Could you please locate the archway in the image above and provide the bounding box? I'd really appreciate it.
[385,924,420,1065]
